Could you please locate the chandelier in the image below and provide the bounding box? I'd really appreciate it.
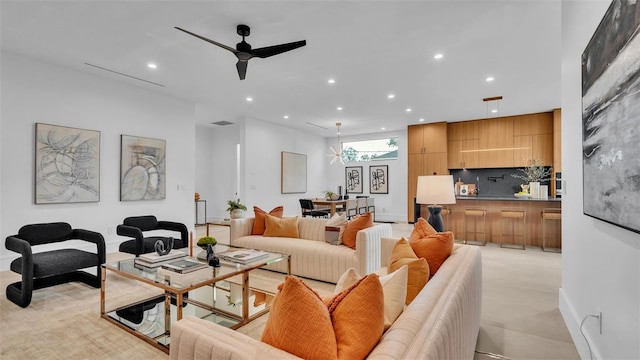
[328,122,345,165]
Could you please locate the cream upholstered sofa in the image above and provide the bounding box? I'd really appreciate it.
[228,216,392,283]
[170,238,482,360]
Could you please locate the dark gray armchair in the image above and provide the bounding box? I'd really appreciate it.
[5,222,105,308]
[117,215,188,256]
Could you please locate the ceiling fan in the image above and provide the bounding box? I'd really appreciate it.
[175,24,306,80]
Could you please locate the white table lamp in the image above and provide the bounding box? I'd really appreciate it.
[416,175,456,232]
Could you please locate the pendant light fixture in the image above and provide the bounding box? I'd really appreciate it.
[328,122,345,165]
[483,96,502,117]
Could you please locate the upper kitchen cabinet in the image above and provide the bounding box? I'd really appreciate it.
[408,122,448,154]
[513,112,554,166]
[477,116,514,168]
[447,121,479,169]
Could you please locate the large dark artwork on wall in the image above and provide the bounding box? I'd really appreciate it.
[582,0,640,234]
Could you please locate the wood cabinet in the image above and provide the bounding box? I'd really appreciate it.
[407,122,448,222]
[447,121,479,169]
[552,108,562,197]
[447,112,554,169]
[513,112,553,166]
[477,116,514,168]
[408,122,448,154]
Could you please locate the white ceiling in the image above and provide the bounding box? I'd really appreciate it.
[0,1,561,138]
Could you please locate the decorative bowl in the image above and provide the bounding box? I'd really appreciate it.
[514,193,531,198]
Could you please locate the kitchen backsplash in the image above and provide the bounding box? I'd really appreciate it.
[450,167,552,197]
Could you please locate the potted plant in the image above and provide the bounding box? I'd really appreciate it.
[226,198,247,219]
[324,191,339,200]
[196,236,217,250]
[511,159,552,197]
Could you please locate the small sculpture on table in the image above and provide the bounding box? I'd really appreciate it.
[154,237,174,256]
[197,236,220,267]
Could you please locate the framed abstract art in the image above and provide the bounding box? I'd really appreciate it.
[120,135,166,201]
[582,0,640,234]
[35,123,100,204]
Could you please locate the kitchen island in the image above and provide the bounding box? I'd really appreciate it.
[420,195,561,249]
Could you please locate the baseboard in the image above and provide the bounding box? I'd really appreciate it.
[559,288,602,360]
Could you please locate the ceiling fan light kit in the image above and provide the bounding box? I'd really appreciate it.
[175,24,306,80]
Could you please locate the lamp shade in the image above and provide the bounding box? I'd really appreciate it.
[416,175,456,205]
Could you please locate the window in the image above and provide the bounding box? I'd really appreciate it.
[341,137,398,162]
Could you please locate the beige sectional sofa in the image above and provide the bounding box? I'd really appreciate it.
[170,239,482,360]
[229,216,392,283]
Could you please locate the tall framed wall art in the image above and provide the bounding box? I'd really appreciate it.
[120,135,166,201]
[582,0,640,234]
[345,166,363,194]
[369,165,388,194]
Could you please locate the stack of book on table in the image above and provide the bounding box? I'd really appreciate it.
[160,259,208,274]
[218,249,270,264]
[134,249,187,269]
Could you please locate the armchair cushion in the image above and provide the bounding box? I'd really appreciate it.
[123,215,159,231]
[17,222,73,245]
[10,249,101,277]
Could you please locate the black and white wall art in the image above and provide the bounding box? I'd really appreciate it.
[35,123,100,204]
[345,166,363,194]
[582,0,640,233]
[120,135,166,201]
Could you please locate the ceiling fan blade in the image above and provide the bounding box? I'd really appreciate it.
[251,40,306,58]
[236,60,248,80]
[175,27,237,54]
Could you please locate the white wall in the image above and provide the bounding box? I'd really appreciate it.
[0,52,196,270]
[193,117,408,222]
[326,130,407,223]
[560,2,640,360]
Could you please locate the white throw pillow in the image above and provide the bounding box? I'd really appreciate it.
[325,213,348,245]
[326,212,347,226]
[334,266,408,330]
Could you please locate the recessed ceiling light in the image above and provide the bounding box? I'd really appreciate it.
[486,77,495,82]
[387,94,395,99]
[406,108,412,113]
[491,109,498,113]
[284,115,289,119]
[328,79,335,84]
[381,127,386,130]
[246,97,253,102]
[337,106,343,111]
[434,53,443,60]
[419,118,425,122]
[147,63,157,69]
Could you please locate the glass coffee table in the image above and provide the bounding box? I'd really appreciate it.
[100,246,290,353]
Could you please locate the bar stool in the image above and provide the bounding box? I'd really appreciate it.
[441,207,452,232]
[541,208,562,252]
[463,208,487,246]
[500,208,526,250]
[356,197,368,215]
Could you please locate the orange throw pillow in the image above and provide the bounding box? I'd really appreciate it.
[388,238,429,304]
[410,231,454,277]
[252,206,284,235]
[263,214,299,238]
[409,217,436,242]
[261,276,338,360]
[326,274,384,360]
[342,212,374,249]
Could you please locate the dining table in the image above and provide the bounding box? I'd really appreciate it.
[311,199,347,217]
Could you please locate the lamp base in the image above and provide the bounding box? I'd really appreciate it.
[427,205,445,232]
